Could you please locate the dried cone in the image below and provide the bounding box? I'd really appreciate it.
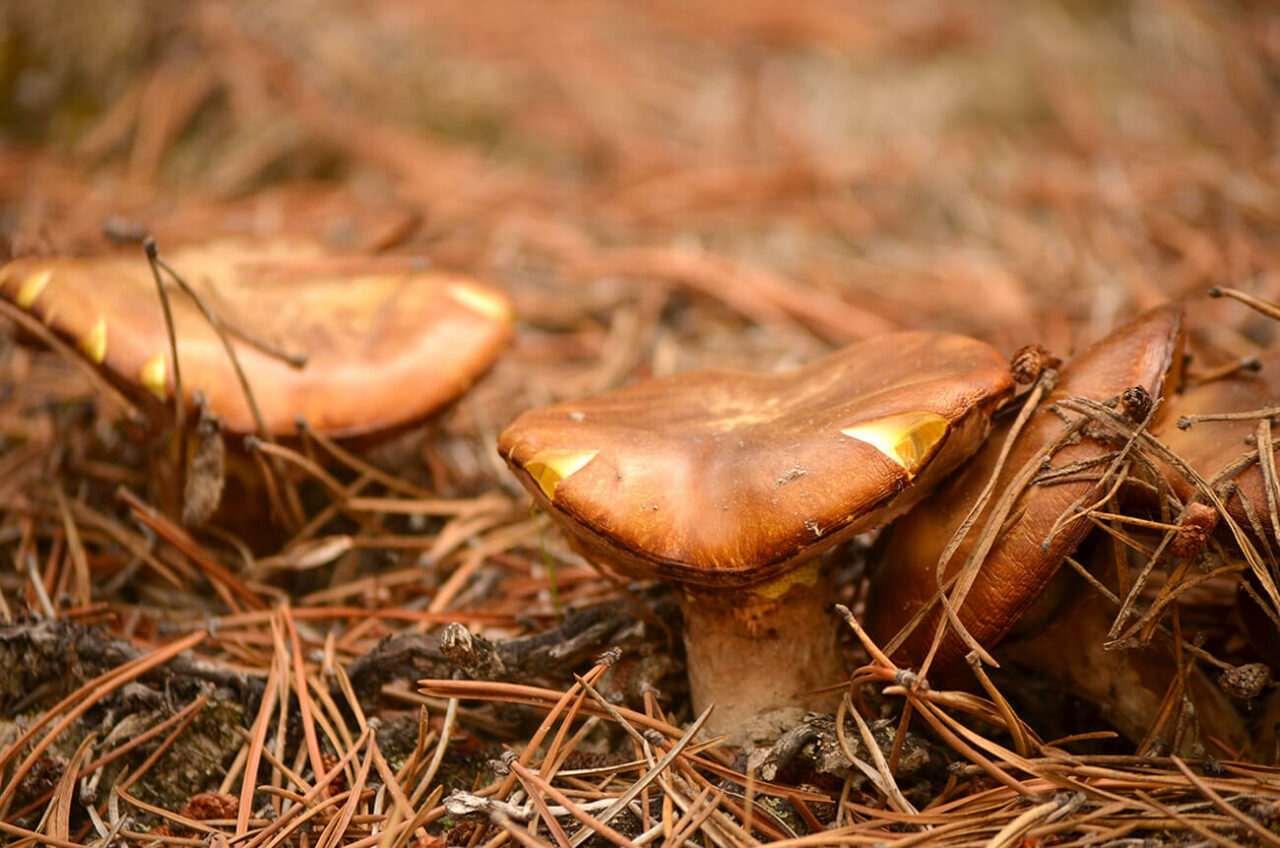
[1218,662,1271,700]
[1009,343,1060,386]
[1120,385,1154,422]
[1169,502,1218,560]
[0,238,514,437]
[500,332,1014,741]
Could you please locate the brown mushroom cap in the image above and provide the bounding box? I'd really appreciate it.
[867,304,1186,672]
[0,238,513,437]
[499,331,1014,590]
[1155,350,1280,676]
[1154,348,1280,537]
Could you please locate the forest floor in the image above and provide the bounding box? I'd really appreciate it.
[2,1,1280,845]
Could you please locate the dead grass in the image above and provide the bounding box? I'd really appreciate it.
[1,0,1279,844]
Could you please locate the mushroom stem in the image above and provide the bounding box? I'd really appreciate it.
[679,562,844,744]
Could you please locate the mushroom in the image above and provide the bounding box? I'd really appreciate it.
[994,571,1248,753]
[1155,348,1280,542]
[1155,347,1280,688]
[865,305,1252,752]
[499,332,1014,741]
[867,305,1185,676]
[0,237,513,437]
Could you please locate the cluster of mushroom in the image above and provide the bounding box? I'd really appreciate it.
[4,227,1273,753]
[500,302,1275,749]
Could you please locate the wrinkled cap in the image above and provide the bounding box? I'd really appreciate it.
[0,238,513,436]
[868,304,1185,671]
[1156,348,1280,537]
[499,331,1014,589]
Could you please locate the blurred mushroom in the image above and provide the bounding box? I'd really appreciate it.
[867,305,1186,674]
[0,237,513,437]
[499,332,1014,741]
[1155,348,1280,544]
[867,306,1260,752]
[1156,348,1280,677]
[868,305,1252,752]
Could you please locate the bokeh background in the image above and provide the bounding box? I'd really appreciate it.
[5,1,1277,379]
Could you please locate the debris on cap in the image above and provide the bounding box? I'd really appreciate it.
[1170,502,1218,559]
